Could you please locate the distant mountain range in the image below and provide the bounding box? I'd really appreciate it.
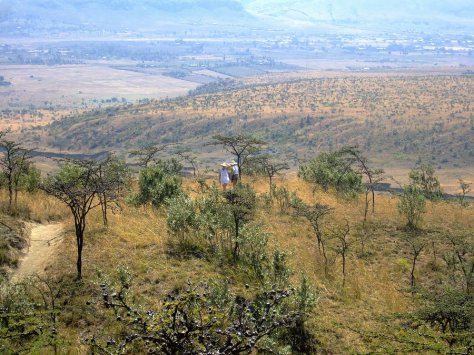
[243,0,474,29]
[0,0,473,35]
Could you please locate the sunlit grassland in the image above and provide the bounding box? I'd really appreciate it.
[33,174,474,352]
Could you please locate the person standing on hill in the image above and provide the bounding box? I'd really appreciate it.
[230,160,239,187]
[219,163,230,191]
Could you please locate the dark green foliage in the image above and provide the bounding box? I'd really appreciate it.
[239,224,270,281]
[409,163,443,200]
[167,186,230,258]
[443,233,474,295]
[0,276,66,353]
[339,146,384,220]
[131,160,182,208]
[282,275,319,353]
[88,277,308,354]
[298,151,362,197]
[166,193,204,257]
[417,288,473,334]
[0,135,35,209]
[223,184,257,259]
[154,157,183,176]
[398,185,426,230]
[167,184,258,262]
[18,164,41,193]
[166,187,294,287]
[414,288,474,349]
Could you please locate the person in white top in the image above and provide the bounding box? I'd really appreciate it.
[219,163,230,191]
[230,160,239,188]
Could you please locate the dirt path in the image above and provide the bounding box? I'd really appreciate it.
[11,223,65,282]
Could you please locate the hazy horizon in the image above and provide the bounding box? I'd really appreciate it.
[1,0,473,36]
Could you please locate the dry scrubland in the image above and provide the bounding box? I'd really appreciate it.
[23,73,474,193]
[10,174,473,353]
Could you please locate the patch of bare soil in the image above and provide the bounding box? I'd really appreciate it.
[11,223,64,282]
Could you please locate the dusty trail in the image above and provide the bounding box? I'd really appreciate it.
[11,223,65,282]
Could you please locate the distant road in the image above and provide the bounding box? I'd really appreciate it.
[28,149,110,161]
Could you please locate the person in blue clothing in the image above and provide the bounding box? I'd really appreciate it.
[219,162,230,191]
[230,160,239,188]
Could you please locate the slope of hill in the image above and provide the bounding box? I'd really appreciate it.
[23,73,474,173]
[3,176,473,353]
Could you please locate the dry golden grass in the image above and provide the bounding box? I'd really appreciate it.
[0,190,69,222]
[33,174,473,352]
[19,72,473,195]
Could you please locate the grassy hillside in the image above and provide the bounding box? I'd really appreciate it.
[2,173,473,353]
[24,73,474,170]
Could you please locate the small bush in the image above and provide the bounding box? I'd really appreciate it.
[398,185,426,229]
[130,163,182,208]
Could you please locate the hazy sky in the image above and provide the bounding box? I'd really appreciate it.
[1,0,473,33]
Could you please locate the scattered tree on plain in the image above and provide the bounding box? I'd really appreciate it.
[208,134,266,179]
[129,143,170,169]
[340,146,384,221]
[398,185,426,230]
[409,163,443,200]
[0,135,35,209]
[298,150,362,197]
[42,158,129,279]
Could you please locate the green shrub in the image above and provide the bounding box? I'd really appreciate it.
[89,280,306,354]
[130,162,182,208]
[409,163,443,200]
[298,151,362,197]
[398,185,426,229]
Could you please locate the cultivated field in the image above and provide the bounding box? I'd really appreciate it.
[0,63,198,131]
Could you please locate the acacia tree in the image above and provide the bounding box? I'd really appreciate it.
[259,155,289,196]
[331,220,351,288]
[89,281,304,354]
[42,159,127,280]
[208,134,266,179]
[403,231,426,289]
[298,150,362,197]
[176,150,199,176]
[129,143,170,169]
[291,198,334,276]
[444,233,474,295]
[223,184,257,260]
[0,138,32,208]
[409,163,443,200]
[95,155,130,226]
[398,185,426,230]
[457,179,471,207]
[340,147,384,221]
